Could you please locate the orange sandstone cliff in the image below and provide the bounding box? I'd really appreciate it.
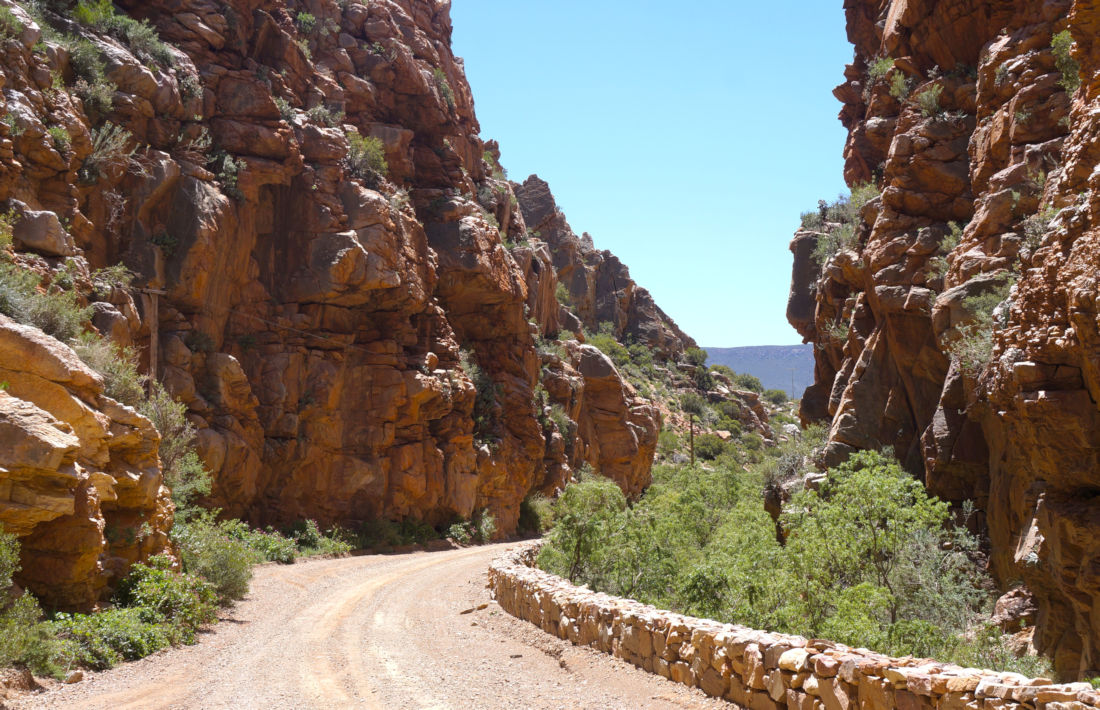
[0,0,697,605]
[790,0,1100,678]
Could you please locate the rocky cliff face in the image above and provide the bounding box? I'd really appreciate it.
[0,0,693,596]
[790,0,1100,678]
[0,316,172,609]
[514,175,696,361]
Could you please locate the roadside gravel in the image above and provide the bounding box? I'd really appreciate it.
[7,543,729,709]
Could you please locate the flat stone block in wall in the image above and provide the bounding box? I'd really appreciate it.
[701,665,730,698]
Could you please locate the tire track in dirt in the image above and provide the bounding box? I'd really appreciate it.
[9,544,728,710]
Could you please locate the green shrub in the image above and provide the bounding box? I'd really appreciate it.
[1052,30,1080,92]
[657,428,679,455]
[217,519,297,563]
[433,68,455,109]
[538,475,627,583]
[1,112,22,137]
[460,348,499,445]
[554,282,570,305]
[917,84,944,117]
[91,263,134,294]
[274,96,295,121]
[547,403,574,449]
[74,334,146,406]
[731,372,764,393]
[806,183,878,268]
[947,275,1014,376]
[79,122,133,183]
[474,509,497,542]
[680,391,707,417]
[684,347,708,367]
[0,262,91,343]
[813,222,855,266]
[763,389,787,405]
[294,11,317,34]
[0,6,24,37]
[446,520,472,545]
[289,519,353,556]
[306,104,344,127]
[889,72,912,99]
[48,125,71,153]
[1020,207,1057,256]
[536,447,1028,666]
[67,36,108,84]
[868,56,894,82]
[172,516,253,605]
[51,608,170,670]
[345,128,387,185]
[586,327,630,369]
[0,529,59,676]
[519,494,554,534]
[483,150,507,180]
[208,151,242,200]
[114,555,217,643]
[929,221,963,280]
[694,433,727,460]
[139,384,211,519]
[74,0,174,66]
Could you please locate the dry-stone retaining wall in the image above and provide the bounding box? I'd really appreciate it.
[488,543,1100,710]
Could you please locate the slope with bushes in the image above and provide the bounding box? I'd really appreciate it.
[538,431,1049,677]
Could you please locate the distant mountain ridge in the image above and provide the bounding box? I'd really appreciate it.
[704,345,814,398]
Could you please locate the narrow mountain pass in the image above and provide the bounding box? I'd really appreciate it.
[10,543,727,710]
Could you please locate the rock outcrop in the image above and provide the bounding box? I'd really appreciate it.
[0,316,172,609]
[789,0,1100,679]
[515,175,695,360]
[0,0,691,588]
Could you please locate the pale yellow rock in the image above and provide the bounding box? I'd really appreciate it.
[780,648,813,672]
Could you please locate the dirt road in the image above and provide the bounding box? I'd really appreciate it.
[10,543,728,709]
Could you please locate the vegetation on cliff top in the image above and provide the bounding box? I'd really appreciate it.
[801,183,880,270]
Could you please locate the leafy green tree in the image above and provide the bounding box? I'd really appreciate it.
[780,451,981,647]
[763,389,788,405]
[538,476,626,584]
[732,372,764,393]
[684,347,708,367]
[679,392,706,416]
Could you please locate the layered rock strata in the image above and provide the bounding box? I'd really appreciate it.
[789,0,1100,678]
[0,316,172,609]
[491,543,1096,709]
[514,175,695,361]
[0,0,690,577]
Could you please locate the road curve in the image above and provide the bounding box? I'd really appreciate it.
[10,543,728,710]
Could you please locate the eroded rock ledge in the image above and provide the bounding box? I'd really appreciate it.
[489,543,1097,710]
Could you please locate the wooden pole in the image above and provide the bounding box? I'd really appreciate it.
[690,414,695,467]
[142,288,167,395]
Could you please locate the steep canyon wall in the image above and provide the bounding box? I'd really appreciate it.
[0,0,694,604]
[790,0,1100,679]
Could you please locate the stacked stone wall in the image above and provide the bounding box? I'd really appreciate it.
[489,543,1100,710]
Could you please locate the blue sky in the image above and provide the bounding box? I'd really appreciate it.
[451,2,852,347]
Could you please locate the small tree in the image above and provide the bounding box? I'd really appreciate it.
[537,476,627,583]
[345,128,387,186]
[684,347,708,367]
[139,384,211,519]
[1052,30,1080,92]
[681,392,707,466]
